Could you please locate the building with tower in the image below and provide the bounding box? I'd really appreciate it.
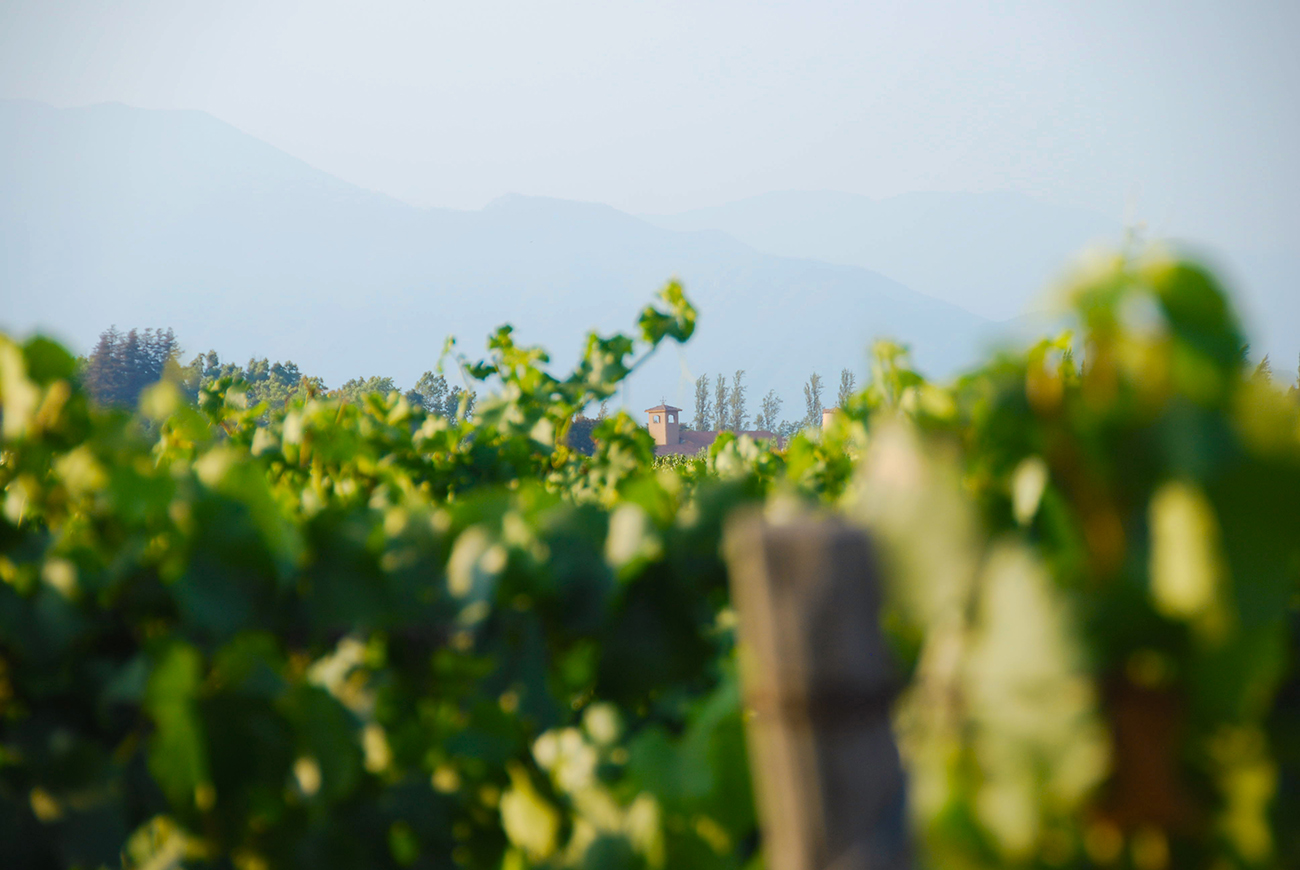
[643,404,780,457]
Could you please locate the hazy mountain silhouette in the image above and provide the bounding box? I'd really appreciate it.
[645,190,1122,321]
[1,99,990,412]
[647,191,1300,374]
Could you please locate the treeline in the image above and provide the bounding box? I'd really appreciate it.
[699,352,1300,439]
[690,367,859,438]
[74,326,854,443]
[78,326,475,419]
[1252,352,1300,398]
[77,327,1300,439]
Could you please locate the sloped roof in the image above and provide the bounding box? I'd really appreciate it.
[644,404,682,413]
[653,429,781,457]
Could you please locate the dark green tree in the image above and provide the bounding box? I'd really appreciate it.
[406,371,449,414]
[565,415,599,455]
[444,385,476,421]
[81,327,126,405]
[337,376,397,404]
[82,326,181,407]
[186,353,321,410]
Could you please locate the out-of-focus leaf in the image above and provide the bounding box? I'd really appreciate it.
[145,642,210,809]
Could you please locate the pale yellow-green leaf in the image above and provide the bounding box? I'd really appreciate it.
[500,762,560,862]
[1012,456,1049,526]
[54,446,108,498]
[1149,480,1230,638]
[0,339,40,440]
[447,525,505,602]
[140,380,182,421]
[605,503,660,570]
[582,703,622,747]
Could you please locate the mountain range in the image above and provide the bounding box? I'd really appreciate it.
[3,99,1290,415]
[648,192,1298,375]
[646,190,1119,322]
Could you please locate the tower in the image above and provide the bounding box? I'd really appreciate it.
[645,404,681,447]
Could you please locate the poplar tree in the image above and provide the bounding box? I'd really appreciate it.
[693,374,711,430]
[837,369,856,408]
[728,370,748,432]
[755,389,782,432]
[803,372,824,428]
[713,374,728,434]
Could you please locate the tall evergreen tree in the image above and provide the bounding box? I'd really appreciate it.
[119,329,143,401]
[82,326,181,407]
[693,375,711,430]
[803,372,824,428]
[728,370,748,432]
[82,327,125,406]
[837,369,856,408]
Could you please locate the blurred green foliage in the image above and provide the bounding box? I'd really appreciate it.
[1,259,1298,870]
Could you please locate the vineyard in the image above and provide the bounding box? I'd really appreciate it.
[2,253,1299,870]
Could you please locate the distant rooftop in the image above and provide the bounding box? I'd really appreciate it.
[644,404,681,413]
[653,429,779,457]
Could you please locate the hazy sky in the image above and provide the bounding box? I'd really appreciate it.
[2,1,1297,252]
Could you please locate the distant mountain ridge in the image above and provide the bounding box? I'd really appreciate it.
[645,190,1300,374]
[0,99,990,413]
[645,189,1122,321]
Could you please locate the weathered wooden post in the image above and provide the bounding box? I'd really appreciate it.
[724,513,909,870]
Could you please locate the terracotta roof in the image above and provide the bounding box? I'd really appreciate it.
[654,442,711,456]
[644,404,682,413]
[653,429,782,457]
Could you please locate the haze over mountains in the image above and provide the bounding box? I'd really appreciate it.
[646,191,1119,322]
[648,192,1299,371]
[2,99,1292,413]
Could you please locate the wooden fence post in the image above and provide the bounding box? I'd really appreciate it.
[724,513,909,870]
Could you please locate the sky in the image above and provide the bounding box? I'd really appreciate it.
[2,1,1298,253]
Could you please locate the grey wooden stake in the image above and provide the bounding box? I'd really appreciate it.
[725,513,909,870]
